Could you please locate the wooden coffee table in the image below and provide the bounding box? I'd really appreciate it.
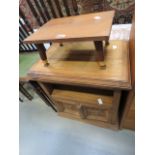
[24,10,115,67]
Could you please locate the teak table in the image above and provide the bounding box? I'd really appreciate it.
[27,40,131,129]
[24,11,115,67]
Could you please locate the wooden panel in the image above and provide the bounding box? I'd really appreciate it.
[120,15,135,130]
[111,90,122,124]
[54,99,86,119]
[53,99,110,123]
[52,87,113,108]
[51,86,113,123]
[24,11,115,44]
[129,14,135,86]
[28,41,131,89]
[84,107,109,122]
[122,95,135,130]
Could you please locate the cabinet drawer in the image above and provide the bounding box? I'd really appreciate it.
[83,106,109,122]
[54,100,82,118]
[52,86,113,122]
[54,99,110,122]
[51,87,113,109]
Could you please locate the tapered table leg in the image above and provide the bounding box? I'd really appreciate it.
[94,41,106,68]
[35,44,49,67]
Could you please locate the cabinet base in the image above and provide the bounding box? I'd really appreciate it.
[58,112,119,130]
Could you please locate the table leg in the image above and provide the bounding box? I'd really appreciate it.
[19,97,23,102]
[94,41,106,68]
[19,83,33,100]
[105,37,109,46]
[35,44,49,67]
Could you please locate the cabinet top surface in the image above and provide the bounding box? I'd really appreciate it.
[24,11,115,44]
[28,40,131,89]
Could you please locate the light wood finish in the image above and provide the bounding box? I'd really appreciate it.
[52,88,113,108]
[26,39,131,129]
[24,11,115,66]
[51,86,121,128]
[28,40,131,90]
[122,90,135,130]
[24,11,115,44]
[129,15,135,86]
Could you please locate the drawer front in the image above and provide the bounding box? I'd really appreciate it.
[53,98,111,122]
[53,100,82,118]
[63,103,80,116]
[51,88,113,109]
[83,106,110,122]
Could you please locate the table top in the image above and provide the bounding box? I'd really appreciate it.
[27,40,131,90]
[24,11,115,44]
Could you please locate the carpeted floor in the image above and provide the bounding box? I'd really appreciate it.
[19,92,135,155]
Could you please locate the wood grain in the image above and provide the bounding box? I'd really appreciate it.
[120,15,135,130]
[94,41,105,61]
[51,87,112,124]
[24,11,115,44]
[121,89,135,130]
[111,90,121,124]
[58,112,119,130]
[52,86,113,108]
[129,14,135,86]
[28,40,131,89]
